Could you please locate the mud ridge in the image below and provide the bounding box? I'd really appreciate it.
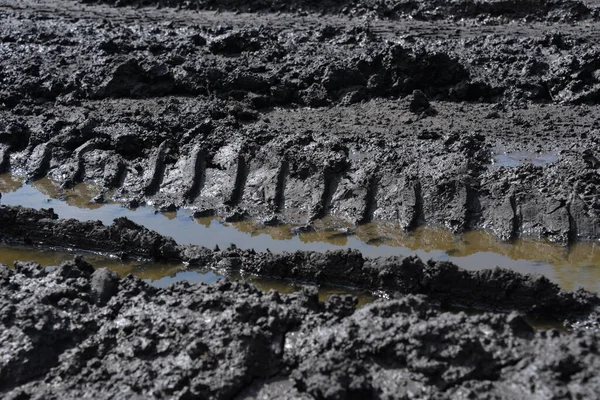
[1,0,599,242]
[86,0,600,22]
[1,204,597,323]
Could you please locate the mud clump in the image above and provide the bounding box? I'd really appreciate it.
[0,205,180,260]
[0,260,599,399]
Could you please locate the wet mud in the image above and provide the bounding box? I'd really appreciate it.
[1,204,598,322]
[1,259,600,399]
[2,173,599,293]
[0,0,599,243]
[2,0,600,398]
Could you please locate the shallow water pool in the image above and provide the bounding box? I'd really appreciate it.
[1,173,599,294]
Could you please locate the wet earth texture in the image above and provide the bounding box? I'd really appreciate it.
[1,0,600,398]
[1,260,600,400]
[0,0,598,241]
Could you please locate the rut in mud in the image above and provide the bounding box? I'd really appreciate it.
[1,204,599,323]
[2,0,600,398]
[0,0,599,243]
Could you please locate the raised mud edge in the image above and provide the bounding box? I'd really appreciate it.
[1,204,598,321]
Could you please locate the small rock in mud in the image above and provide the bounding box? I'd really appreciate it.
[409,89,430,112]
[90,193,106,204]
[154,203,178,213]
[291,224,316,234]
[328,227,356,239]
[225,209,249,222]
[262,215,281,226]
[417,129,442,140]
[583,149,599,169]
[90,268,119,304]
[126,198,140,209]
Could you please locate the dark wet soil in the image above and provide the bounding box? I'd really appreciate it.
[1,0,600,398]
[1,259,600,399]
[0,0,599,243]
[2,173,600,293]
[2,203,599,322]
[0,242,378,306]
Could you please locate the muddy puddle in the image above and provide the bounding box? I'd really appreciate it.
[490,149,559,169]
[1,173,599,294]
[0,244,377,307]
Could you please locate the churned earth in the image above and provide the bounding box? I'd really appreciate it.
[0,0,599,241]
[1,259,600,399]
[1,204,600,398]
[1,0,600,398]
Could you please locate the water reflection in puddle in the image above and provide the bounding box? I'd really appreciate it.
[0,243,377,306]
[491,150,559,169]
[0,173,599,293]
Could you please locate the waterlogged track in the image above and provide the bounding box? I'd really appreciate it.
[2,0,600,398]
[2,198,600,323]
[0,0,599,242]
[0,243,379,307]
[1,173,600,292]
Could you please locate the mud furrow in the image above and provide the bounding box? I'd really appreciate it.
[358,175,379,224]
[225,154,248,207]
[0,145,9,173]
[143,140,169,196]
[1,203,597,320]
[310,171,342,221]
[184,144,206,203]
[273,159,288,213]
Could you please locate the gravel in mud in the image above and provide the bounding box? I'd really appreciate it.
[1,258,600,400]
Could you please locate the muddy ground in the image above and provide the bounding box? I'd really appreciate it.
[1,204,599,319]
[1,0,599,242]
[0,258,599,399]
[1,204,600,398]
[1,0,600,398]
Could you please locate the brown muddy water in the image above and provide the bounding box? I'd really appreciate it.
[0,173,599,299]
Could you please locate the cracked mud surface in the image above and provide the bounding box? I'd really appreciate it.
[1,0,600,398]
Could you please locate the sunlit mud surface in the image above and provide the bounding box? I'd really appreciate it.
[1,173,599,293]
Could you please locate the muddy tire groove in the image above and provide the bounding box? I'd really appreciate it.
[273,159,289,213]
[143,140,169,196]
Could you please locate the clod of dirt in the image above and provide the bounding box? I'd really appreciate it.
[409,89,431,112]
[90,267,119,304]
[583,149,599,169]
